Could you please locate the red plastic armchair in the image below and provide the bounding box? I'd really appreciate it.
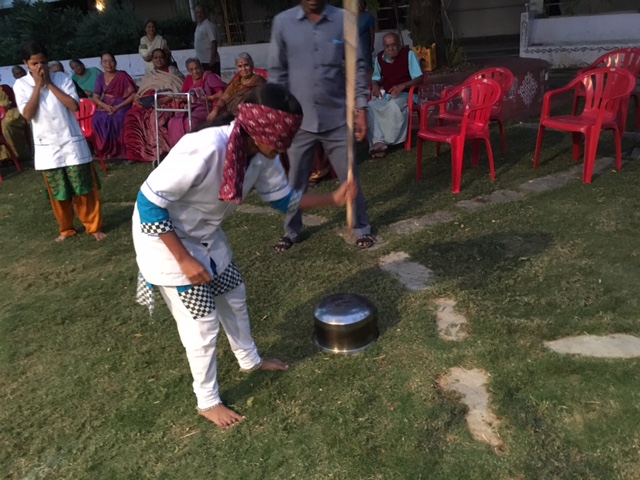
[534,67,636,184]
[437,67,514,157]
[416,78,502,194]
[0,106,23,182]
[572,48,640,132]
[405,74,429,151]
[74,98,106,171]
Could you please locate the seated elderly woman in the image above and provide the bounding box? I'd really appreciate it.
[49,61,87,99]
[0,85,32,163]
[167,57,226,147]
[12,66,26,80]
[70,59,102,99]
[124,48,184,163]
[92,53,138,160]
[368,32,423,158]
[206,52,266,122]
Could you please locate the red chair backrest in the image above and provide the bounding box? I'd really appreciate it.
[1,85,16,109]
[466,67,514,97]
[450,78,501,126]
[75,98,97,138]
[254,68,268,80]
[588,48,640,77]
[578,67,636,123]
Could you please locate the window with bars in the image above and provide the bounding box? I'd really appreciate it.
[376,1,409,30]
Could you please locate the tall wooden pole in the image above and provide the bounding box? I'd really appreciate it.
[344,0,358,234]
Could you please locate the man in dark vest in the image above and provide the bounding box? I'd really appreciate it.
[369,32,423,157]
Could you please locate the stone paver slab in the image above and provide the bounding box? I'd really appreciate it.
[457,190,525,212]
[378,252,434,291]
[389,210,457,235]
[545,334,640,358]
[438,367,504,451]
[434,298,468,341]
[237,204,328,227]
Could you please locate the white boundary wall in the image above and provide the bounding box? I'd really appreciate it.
[0,30,412,86]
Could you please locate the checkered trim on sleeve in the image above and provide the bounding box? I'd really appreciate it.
[211,260,244,297]
[140,219,174,235]
[178,284,216,320]
[287,189,304,214]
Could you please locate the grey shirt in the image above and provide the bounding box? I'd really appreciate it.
[269,4,369,133]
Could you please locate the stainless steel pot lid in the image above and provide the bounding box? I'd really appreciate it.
[314,293,375,326]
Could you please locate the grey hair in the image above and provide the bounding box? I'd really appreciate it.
[49,60,64,71]
[185,57,201,69]
[235,52,254,67]
[383,32,402,45]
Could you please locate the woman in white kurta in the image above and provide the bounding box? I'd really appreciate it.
[14,42,105,242]
[133,84,355,429]
[139,20,171,75]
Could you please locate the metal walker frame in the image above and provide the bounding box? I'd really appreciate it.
[153,88,209,168]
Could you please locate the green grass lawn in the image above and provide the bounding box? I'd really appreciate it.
[2,118,640,479]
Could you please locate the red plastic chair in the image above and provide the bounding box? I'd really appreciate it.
[534,67,636,184]
[0,106,23,182]
[572,48,640,132]
[437,67,514,157]
[405,74,429,151]
[74,98,106,171]
[416,78,502,194]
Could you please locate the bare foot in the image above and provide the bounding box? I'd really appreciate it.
[92,231,107,242]
[55,234,70,243]
[198,404,245,429]
[259,358,289,371]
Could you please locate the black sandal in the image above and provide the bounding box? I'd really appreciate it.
[274,236,294,253]
[355,234,375,249]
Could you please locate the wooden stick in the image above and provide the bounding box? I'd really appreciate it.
[344,0,358,237]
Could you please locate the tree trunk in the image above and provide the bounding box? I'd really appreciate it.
[407,0,446,65]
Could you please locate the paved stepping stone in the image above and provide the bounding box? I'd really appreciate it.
[434,298,468,341]
[518,170,578,193]
[545,334,640,358]
[438,367,504,451]
[457,190,525,212]
[378,252,434,291]
[388,210,457,235]
[236,204,328,227]
[591,156,616,176]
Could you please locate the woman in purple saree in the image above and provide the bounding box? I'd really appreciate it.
[92,53,137,160]
[167,58,226,147]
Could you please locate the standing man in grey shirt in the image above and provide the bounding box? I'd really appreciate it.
[269,0,374,251]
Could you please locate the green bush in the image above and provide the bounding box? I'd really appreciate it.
[0,1,194,65]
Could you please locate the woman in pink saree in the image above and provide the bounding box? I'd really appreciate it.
[92,53,137,160]
[167,58,226,147]
[124,48,184,163]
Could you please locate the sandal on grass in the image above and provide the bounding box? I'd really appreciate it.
[355,234,375,249]
[274,236,295,253]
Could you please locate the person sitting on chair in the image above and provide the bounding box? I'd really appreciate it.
[368,32,423,158]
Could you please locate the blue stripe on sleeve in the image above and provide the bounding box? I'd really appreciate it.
[269,190,294,213]
[137,190,170,224]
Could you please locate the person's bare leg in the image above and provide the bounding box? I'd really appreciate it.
[198,404,245,429]
[259,359,289,371]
